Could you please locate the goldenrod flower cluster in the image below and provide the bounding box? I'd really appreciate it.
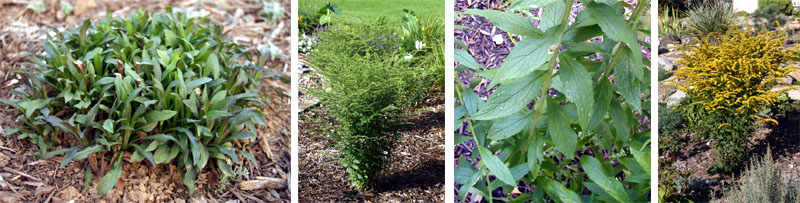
[666,27,799,125]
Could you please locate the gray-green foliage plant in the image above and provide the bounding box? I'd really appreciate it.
[454,0,651,202]
[753,5,787,31]
[307,20,415,189]
[1,8,278,194]
[721,148,800,203]
[686,0,738,37]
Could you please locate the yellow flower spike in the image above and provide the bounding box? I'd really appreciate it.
[717,123,730,129]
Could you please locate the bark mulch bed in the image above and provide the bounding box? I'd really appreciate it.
[666,110,800,202]
[0,0,290,202]
[298,90,445,202]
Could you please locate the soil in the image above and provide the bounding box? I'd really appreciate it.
[298,90,445,202]
[667,110,800,202]
[0,0,290,202]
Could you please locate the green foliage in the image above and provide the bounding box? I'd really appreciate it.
[307,20,421,189]
[686,1,738,38]
[1,9,275,194]
[454,0,651,201]
[299,1,341,34]
[658,103,686,155]
[658,68,672,81]
[667,27,799,173]
[759,0,794,15]
[753,6,787,31]
[721,148,800,203]
[659,7,686,39]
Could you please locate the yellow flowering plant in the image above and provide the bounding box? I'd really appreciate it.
[666,26,800,172]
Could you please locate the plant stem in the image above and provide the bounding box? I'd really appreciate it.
[522,0,574,154]
[596,0,649,84]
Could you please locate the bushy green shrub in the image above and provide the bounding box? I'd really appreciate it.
[721,148,800,203]
[658,68,672,81]
[307,20,418,189]
[1,9,276,194]
[753,6,787,31]
[666,27,800,173]
[686,1,738,38]
[659,103,686,154]
[416,14,445,88]
[758,0,794,15]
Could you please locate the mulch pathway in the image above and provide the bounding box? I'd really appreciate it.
[0,0,290,202]
[298,90,444,202]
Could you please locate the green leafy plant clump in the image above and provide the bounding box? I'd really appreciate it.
[455,0,651,202]
[1,8,278,194]
[758,0,794,15]
[753,5,787,31]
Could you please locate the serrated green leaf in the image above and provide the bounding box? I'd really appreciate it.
[589,79,614,132]
[454,49,484,70]
[538,0,565,31]
[477,146,515,186]
[488,111,532,140]
[492,35,557,82]
[538,177,581,202]
[612,47,643,111]
[581,155,632,203]
[557,55,594,132]
[473,70,546,120]
[463,9,540,36]
[546,98,577,160]
[508,0,560,11]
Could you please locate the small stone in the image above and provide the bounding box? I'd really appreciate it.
[58,186,80,201]
[73,0,97,16]
[787,89,800,101]
[790,70,800,82]
[780,76,793,85]
[667,91,686,107]
[659,58,675,71]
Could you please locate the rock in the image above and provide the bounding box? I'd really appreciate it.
[239,177,287,190]
[667,91,686,107]
[73,0,97,16]
[0,191,20,203]
[658,82,677,104]
[58,186,80,201]
[787,89,800,101]
[34,186,55,197]
[780,76,794,85]
[661,34,680,45]
[659,58,676,71]
[790,70,800,82]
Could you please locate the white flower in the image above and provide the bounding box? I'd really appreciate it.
[415,40,426,50]
[404,54,413,60]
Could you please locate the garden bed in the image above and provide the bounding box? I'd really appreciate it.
[0,0,290,202]
[298,90,444,202]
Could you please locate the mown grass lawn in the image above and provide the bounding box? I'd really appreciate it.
[300,0,444,23]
